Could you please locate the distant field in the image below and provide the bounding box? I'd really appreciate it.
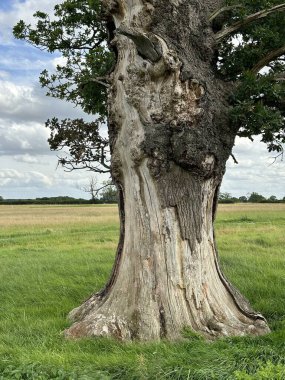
[0,203,119,227]
[0,204,284,379]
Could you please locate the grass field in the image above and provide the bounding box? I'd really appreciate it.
[0,204,284,379]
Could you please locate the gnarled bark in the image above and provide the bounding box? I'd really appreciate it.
[65,0,270,341]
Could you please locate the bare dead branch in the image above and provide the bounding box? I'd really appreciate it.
[231,153,239,164]
[209,5,243,22]
[81,77,110,88]
[251,46,285,74]
[215,3,285,43]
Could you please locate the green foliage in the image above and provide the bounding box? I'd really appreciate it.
[230,72,285,151]
[218,192,238,203]
[234,361,285,379]
[46,117,110,173]
[0,197,92,205]
[248,192,266,203]
[216,0,285,152]
[218,192,285,203]
[13,0,114,117]
[100,182,118,203]
[218,1,285,78]
[13,0,115,172]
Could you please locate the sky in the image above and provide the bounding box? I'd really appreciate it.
[0,0,284,200]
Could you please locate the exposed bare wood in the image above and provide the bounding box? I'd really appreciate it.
[116,25,162,62]
[80,77,110,88]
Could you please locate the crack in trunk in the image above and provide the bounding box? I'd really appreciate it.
[96,184,125,300]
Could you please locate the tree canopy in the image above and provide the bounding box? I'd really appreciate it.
[215,0,285,154]
[14,0,113,173]
[13,0,285,168]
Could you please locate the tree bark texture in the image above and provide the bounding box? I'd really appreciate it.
[65,0,270,340]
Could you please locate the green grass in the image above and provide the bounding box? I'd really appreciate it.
[0,204,284,379]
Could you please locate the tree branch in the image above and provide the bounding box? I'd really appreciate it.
[231,153,238,164]
[215,3,285,43]
[209,5,243,22]
[270,150,284,165]
[251,46,285,74]
[80,77,110,88]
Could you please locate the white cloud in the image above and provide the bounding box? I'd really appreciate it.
[0,120,50,155]
[13,154,41,164]
[222,137,285,198]
[0,78,90,124]
[0,168,53,188]
[0,0,96,199]
[0,80,36,113]
[0,53,48,72]
[52,56,68,68]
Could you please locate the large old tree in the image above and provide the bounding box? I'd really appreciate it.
[14,0,285,340]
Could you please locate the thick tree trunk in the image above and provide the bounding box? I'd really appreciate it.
[65,0,270,340]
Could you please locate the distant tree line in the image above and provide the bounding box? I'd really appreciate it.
[0,185,118,205]
[218,192,285,204]
[0,191,284,205]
